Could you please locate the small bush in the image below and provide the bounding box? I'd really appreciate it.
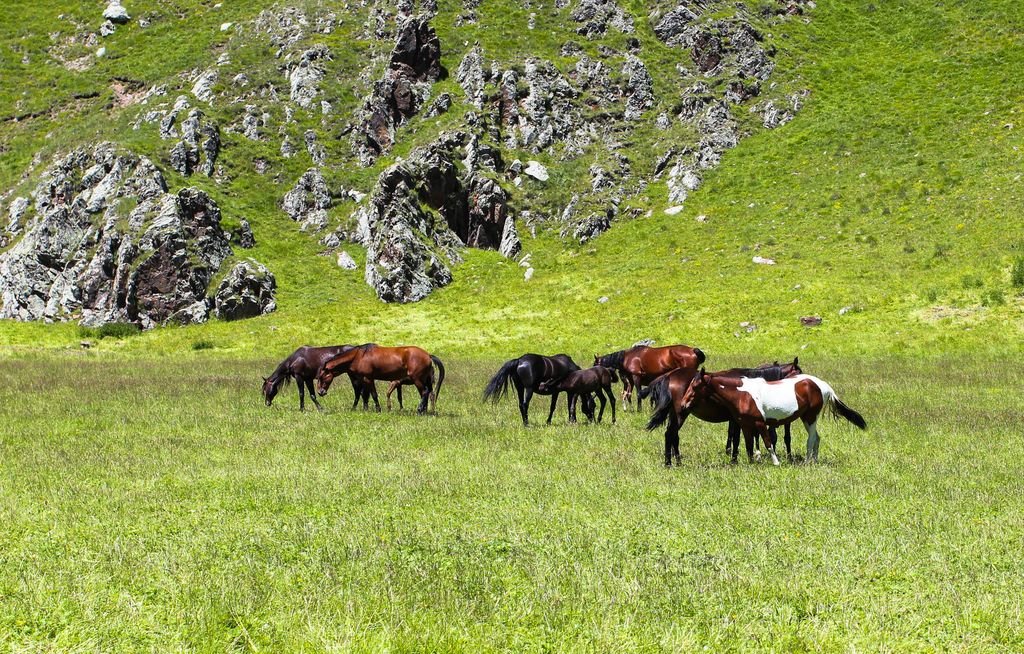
[960,274,983,290]
[192,340,216,351]
[984,288,1006,306]
[77,322,140,340]
[1011,257,1024,290]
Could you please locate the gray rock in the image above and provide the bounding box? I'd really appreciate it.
[213,260,277,321]
[653,6,699,46]
[7,197,30,233]
[499,216,521,259]
[424,92,452,118]
[304,130,326,165]
[103,1,130,24]
[357,16,443,164]
[289,45,331,110]
[457,46,486,109]
[570,0,634,37]
[236,219,255,249]
[191,69,218,103]
[169,109,219,177]
[0,143,250,329]
[283,168,332,232]
[524,160,549,181]
[337,250,358,270]
[100,20,116,37]
[622,55,654,120]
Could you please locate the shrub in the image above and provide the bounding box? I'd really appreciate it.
[1011,257,1024,290]
[77,322,140,340]
[192,340,216,351]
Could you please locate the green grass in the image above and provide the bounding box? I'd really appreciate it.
[0,353,1022,651]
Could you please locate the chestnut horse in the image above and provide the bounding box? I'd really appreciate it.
[538,365,618,424]
[262,344,406,411]
[643,359,802,466]
[594,344,705,409]
[679,369,867,465]
[316,344,445,414]
[482,353,595,426]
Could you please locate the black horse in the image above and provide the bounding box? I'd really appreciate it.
[483,353,595,425]
[263,345,383,411]
[539,366,618,424]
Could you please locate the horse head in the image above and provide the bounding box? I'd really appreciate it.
[262,376,279,406]
[784,356,802,377]
[679,367,712,411]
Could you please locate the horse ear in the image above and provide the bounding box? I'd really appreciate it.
[262,376,268,382]
[793,356,799,366]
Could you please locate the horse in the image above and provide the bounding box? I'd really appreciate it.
[678,369,867,465]
[316,344,445,415]
[643,359,802,466]
[262,345,365,411]
[482,353,595,426]
[538,366,618,424]
[594,344,706,409]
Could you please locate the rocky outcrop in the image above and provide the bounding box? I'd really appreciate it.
[0,145,274,328]
[213,260,277,320]
[570,0,635,37]
[622,55,654,120]
[283,168,332,232]
[169,108,220,177]
[357,16,444,165]
[289,45,330,110]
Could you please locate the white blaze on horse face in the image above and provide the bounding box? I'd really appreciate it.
[736,377,800,421]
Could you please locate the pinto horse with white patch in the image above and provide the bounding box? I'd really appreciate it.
[679,369,867,465]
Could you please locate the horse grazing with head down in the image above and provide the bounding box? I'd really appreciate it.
[316,344,445,415]
[595,343,705,409]
[539,365,618,424]
[678,368,867,465]
[643,359,802,466]
[263,345,365,411]
[483,353,595,426]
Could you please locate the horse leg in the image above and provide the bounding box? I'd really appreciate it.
[521,387,534,426]
[664,417,677,467]
[298,380,306,411]
[307,378,323,412]
[785,423,793,462]
[606,385,616,424]
[413,377,429,415]
[595,391,605,423]
[569,393,578,424]
[741,422,758,463]
[546,392,559,425]
[804,418,820,463]
[759,422,781,466]
[369,382,382,413]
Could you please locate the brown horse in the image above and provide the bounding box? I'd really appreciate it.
[679,369,867,465]
[538,365,618,424]
[316,344,445,414]
[643,359,801,466]
[595,344,705,409]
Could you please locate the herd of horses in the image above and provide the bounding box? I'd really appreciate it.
[262,343,867,466]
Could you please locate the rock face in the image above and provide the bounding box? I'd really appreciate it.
[213,260,277,320]
[169,108,220,177]
[356,134,518,302]
[0,144,275,328]
[283,168,332,232]
[571,0,634,37]
[357,16,444,164]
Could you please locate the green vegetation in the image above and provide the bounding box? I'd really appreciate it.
[1,354,1021,651]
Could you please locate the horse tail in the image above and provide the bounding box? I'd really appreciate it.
[813,377,867,430]
[693,347,706,365]
[483,358,518,402]
[430,355,445,402]
[645,375,673,431]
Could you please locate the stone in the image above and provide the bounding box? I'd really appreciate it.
[236,219,255,249]
[524,160,549,181]
[283,168,332,232]
[800,316,822,327]
[289,45,331,110]
[499,215,521,259]
[457,46,486,109]
[191,69,218,103]
[570,0,634,37]
[100,21,116,37]
[168,109,219,177]
[622,55,654,120]
[103,1,131,24]
[752,256,776,265]
[7,197,30,233]
[337,251,358,270]
[653,6,699,46]
[213,260,277,321]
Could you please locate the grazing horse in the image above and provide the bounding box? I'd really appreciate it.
[679,369,867,465]
[595,344,706,409]
[263,345,366,411]
[538,366,618,424]
[482,354,595,426]
[643,359,802,466]
[316,344,445,415]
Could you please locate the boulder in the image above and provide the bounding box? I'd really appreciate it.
[213,260,277,321]
[103,1,131,24]
[289,45,331,110]
[337,251,358,270]
[169,108,219,177]
[622,55,654,120]
[0,143,265,329]
[283,168,332,232]
[235,219,256,248]
[570,0,634,37]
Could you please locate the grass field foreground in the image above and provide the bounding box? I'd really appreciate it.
[0,354,1021,651]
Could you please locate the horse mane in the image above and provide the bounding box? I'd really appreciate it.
[718,365,788,382]
[597,349,626,369]
[264,358,294,399]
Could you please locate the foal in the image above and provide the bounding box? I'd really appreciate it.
[539,366,618,424]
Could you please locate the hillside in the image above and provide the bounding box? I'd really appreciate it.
[2,0,1023,358]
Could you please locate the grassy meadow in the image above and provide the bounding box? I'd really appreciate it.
[1,353,1022,651]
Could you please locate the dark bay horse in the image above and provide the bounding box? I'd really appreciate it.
[482,353,595,426]
[595,344,706,409]
[317,344,445,414]
[643,359,802,466]
[679,369,867,465]
[263,345,363,411]
[538,365,618,424]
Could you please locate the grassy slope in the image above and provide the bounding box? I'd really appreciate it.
[1,1,1023,359]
